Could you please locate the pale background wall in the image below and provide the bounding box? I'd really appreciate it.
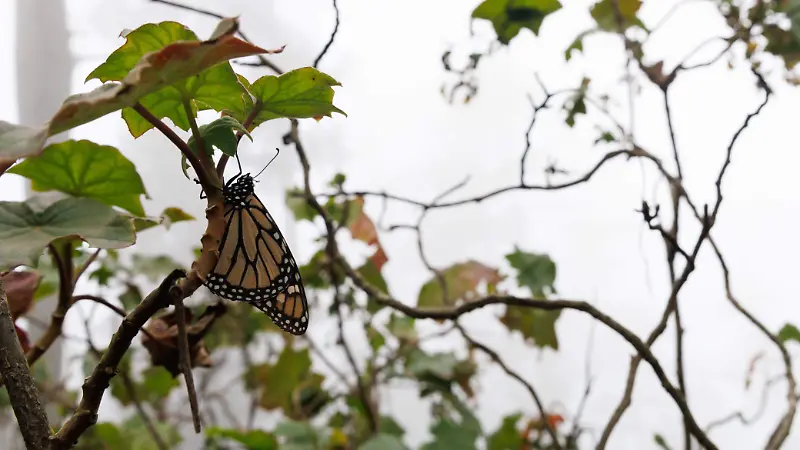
[1,0,800,449]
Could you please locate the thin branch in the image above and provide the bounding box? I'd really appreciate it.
[457,322,563,449]
[132,102,216,192]
[51,269,186,449]
[313,0,340,68]
[25,243,73,367]
[285,117,719,450]
[71,294,159,342]
[73,249,101,283]
[177,96,207,434]
[314,148,663,210]
[0,280,50,450]
[705,374,782,434]
[173,298,201,433]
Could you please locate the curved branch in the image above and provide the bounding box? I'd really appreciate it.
[284,119,719,450]
[51,270,186,449]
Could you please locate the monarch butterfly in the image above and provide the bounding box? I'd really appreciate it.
[201,162,309,335]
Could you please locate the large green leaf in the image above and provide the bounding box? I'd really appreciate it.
[778,324,800,344]
[505,246,556,297]
[48,18,271,138]
[231,68,346,130]
[0,197,136,270]
[0,121,49,166]
[421,394,482,450]
[590,0,645,31]
[487,413,524,450]
[274,421,322,450]
[418,261,504,308]
[206,427,278,450]
[86,22,198,82]
[7,139,148,216]
[248,346,325,415]
[359,434,407,450]
[472,0,562,45]
[500,306,561,350]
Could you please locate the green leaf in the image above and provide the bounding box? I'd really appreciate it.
[329,173,347,188]
[187,116,252,157]
[274,421,321,449]
[231,68,346,129]
[590,0,645,31]
[422,417,479,450]
[505,246,556,297]
[86,22,198,82]
[161,207,195,227]
[417,261,504,308]
[89,265,115,286]
[132,206,196,232]
[359,434,407,450]
[249,346,320,414]
[139,366,179,403]
[387,314,417,342]
[74,422,126,450]
[0,121,49,166]
[366,324,387,353]
[594,130,617,145]
[206,427,278,450]
[286,187,318,222]
[131,254,183,282]
[500,306,561,349]
[487,413,523,450]
[407,350,461,380]
[472,0,562,45]
[122,414,183,449]
[0,197,136,270]
[7,139,148,216]
[205,302,278,350]
[85,21,252,139]
[654,434,672,450]
[119,283,142,310]
[380,416,406,438]
[563,78,590,128]
[566,29,598,61]
[778,324,800,344]
[358,259,389,296]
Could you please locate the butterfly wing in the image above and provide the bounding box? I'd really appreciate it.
[204,184,309,335]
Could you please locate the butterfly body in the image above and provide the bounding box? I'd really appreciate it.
[203,173,309,335]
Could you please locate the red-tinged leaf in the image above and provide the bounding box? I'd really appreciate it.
[15,324,30,353]
[417,261,505,308]
[348,197,379,247]
[47,17,278,137]
[141,303,226,376]
[0,271,40,319]
[370,246,388,272]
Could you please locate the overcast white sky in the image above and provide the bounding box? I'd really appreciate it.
[3,1,800,449]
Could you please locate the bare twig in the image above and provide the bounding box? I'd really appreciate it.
[0,280,50,450]
[71,294,160,342]
[313,0,340,68]
[73,249,101,283]
[458,322,563,449]
[174,298,201,433]
[285,116,719,450]
[25,243,73,368]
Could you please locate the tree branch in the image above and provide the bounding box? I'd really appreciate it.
[284,116,719,450]
[51,269,186,449]
[313,0,340,68]
[0,280,50,450]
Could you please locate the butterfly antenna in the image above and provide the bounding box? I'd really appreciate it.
[253,148,280,180]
